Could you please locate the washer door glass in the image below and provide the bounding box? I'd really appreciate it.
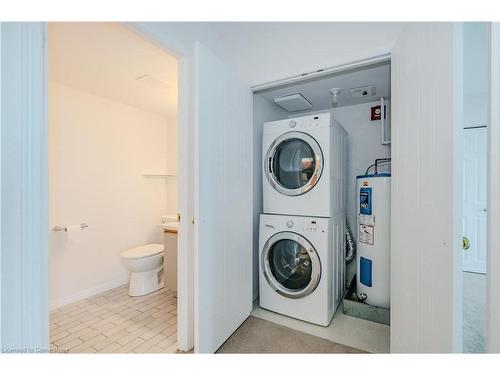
[266,132,323,196]
[262,232,321,299]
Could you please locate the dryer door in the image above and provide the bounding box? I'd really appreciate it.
[265,131,323,196]
[261,231,321,299]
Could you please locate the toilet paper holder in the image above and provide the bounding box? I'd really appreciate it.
[52,223,89,232]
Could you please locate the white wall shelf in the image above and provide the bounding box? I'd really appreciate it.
[143,174,177,177]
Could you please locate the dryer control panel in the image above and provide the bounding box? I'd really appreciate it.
[291,115,321,130]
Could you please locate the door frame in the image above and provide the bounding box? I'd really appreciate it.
[487,22,500,353]
[1,22,50,349]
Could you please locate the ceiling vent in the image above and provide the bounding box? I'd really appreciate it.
[135,74,170,90]
[350,85,376,99]
[274,93,313,112]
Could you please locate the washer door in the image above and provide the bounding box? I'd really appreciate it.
[265,131,323,196]
[261,232,321,299]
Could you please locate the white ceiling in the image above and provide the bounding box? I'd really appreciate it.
[205,22,404,86]
[257,62,390,112]
[49,22,178,117]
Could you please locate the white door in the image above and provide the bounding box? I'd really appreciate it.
[194,42,253,353]
[463,127,487,274]
[391,23,463,352]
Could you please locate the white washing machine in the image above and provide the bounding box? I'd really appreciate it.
[259,213,345,326]
[262,112,347,218]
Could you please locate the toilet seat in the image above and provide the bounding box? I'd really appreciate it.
[121,243,164,260]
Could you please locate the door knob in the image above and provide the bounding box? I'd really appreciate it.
[463,236,471,251]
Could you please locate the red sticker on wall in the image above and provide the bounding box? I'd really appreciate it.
[371,105,387,121]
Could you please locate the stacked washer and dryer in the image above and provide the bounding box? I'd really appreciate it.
[259,112,347,326]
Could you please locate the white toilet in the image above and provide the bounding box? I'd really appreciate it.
[121,243,164,297]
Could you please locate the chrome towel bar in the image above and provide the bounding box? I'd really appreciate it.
[52,223,88,232]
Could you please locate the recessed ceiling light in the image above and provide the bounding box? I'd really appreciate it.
[274,93,313,112]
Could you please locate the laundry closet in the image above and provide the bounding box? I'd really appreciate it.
[251,60,392,351]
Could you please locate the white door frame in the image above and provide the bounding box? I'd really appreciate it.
[0,22,49,349]
[0,21,3,350]
[487,22,500,353]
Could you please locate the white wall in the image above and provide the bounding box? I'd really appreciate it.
[207,23,404,86]
[332,101,391,283]
[165,116,179,215]
[132,23,404,87]
[332,101,391,234]
[49,82,175,309]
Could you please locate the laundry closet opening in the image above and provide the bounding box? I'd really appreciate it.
[251,59,392,353]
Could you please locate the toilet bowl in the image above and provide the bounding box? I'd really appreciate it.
[121,243,164,297]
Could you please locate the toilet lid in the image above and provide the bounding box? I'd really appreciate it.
[121,244,164,260]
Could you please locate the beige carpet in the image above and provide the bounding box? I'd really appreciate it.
[217,316,365,353]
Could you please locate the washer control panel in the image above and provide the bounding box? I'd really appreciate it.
[297,219,318,233]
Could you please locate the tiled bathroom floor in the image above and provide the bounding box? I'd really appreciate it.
[50,286,177,353]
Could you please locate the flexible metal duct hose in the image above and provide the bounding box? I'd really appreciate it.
[345,223,356,263]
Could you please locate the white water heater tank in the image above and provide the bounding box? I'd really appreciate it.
[356,173,391,309]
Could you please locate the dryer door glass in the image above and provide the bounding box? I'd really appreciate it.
[269,239,312,291]
[267,132,323,196]
[262,232,321,299]
[273,139,315,189]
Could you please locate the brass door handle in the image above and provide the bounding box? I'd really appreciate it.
[463,236,470,250]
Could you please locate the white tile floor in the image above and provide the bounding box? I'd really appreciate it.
[50,286,177,353]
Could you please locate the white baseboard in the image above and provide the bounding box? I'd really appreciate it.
[50,275,129,311]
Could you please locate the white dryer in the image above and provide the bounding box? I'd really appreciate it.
[259,213,345,326]
[262,112,347,218]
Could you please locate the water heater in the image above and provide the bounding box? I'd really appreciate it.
[356,173,391,309]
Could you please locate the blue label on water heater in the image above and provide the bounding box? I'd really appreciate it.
[360,257,373,287]
[360,187,372,215]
